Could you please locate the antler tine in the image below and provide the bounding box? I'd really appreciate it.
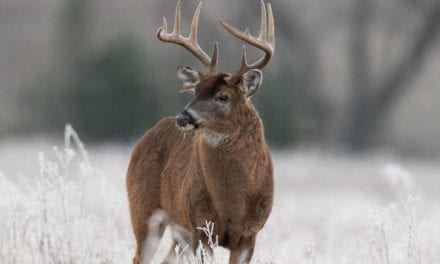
[189,2,203,42]
[219,0,275,72]
[219,20,267,51]
[259,0,267,41]
[240,45,248,71]
[173,0,181,35]
[157,1,215,69]
[208,42,219,73]
[161,17,168,34]
[267,3,275,47]
[225,45,248,84]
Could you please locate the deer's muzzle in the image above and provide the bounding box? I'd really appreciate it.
[175,110,198,131]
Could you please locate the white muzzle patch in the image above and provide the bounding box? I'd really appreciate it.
[179,123,195,131]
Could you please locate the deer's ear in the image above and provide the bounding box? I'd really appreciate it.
[176,66,200,93]
[239,69,263,98]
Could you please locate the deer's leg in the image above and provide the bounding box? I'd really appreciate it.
[143,210,173,263]
[160,240,177,264]
[127,155,164,264]
[130,208,168,264]
[228,235,256,264]
[129,199,151,264]
[162,222,192,263]
[131,213,149,264]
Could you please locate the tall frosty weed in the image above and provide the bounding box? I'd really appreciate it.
[0,125,130,263]
[164,221,228,264]
[365,195,422,264]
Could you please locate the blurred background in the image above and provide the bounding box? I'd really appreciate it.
[2,1,440,262]
[1,0,440,155]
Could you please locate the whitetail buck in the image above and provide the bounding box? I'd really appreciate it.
[127,0,275,263]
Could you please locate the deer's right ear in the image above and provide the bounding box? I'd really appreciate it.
[176,66,200,93]
[239,69,263,98]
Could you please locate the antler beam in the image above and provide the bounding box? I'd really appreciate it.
[220,0,275,73]
[156,1,218,71]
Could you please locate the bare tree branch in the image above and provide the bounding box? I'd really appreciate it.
[373,2,440,119]
[345,0,440,149]
[345,0,374,149]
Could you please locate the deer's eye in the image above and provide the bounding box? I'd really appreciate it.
[217,94,230,102]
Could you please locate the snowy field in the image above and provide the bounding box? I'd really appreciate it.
[1,126,440,264]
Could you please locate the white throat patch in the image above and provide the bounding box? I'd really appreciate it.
[203,131,227,146]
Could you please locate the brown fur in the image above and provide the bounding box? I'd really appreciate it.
[126,74,274,264]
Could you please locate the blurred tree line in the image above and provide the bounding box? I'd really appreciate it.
[17,0,440,151]
[26,0,160,142]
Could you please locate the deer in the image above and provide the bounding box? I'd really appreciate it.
[126,0,275,263]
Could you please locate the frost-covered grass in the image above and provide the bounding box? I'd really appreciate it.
[0,126,132,263]
[0,126,440,263]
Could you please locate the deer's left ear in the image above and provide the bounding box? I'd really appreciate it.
[176,65,201,93]
[239,69,263,98]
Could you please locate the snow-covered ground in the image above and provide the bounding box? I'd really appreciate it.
[1,127,439,263]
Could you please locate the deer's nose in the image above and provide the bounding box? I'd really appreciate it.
[175,110,196,128]
[176,114,190,127]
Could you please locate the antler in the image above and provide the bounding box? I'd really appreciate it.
[156,1,218,73]
[220,0,275,74]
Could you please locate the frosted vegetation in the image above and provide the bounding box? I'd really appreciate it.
[1,126,439,263]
